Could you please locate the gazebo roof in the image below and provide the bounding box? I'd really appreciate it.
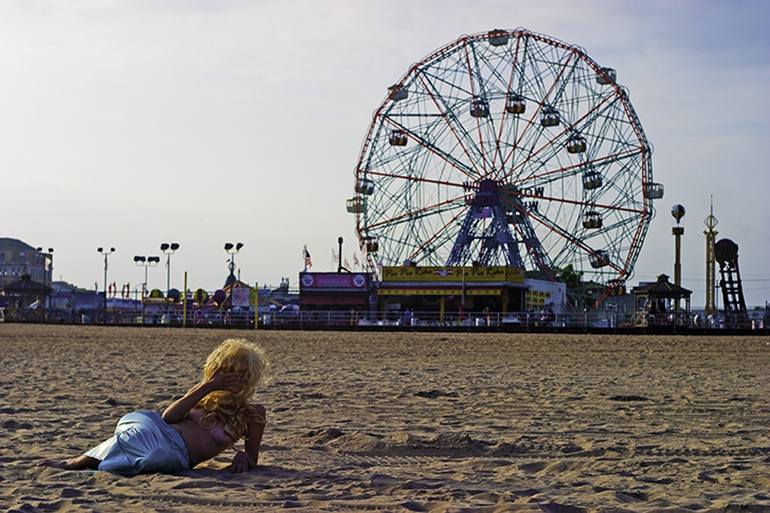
[632,274,691,297]
[223,279,252,292]
[2,274,51,294]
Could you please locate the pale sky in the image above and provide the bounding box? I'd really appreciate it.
[1,0,769,306]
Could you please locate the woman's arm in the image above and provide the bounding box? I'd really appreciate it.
[230,404,266,472]
[244,405,266,468]
[162,372,243,423]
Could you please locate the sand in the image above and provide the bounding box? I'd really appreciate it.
[1,324,769,512]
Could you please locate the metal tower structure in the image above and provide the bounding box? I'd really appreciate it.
[703,196,718,316]
[715,238,749,329]
[445,180,553,272]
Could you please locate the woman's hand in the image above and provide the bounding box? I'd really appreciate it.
[228,451,253,473]
[204,371,243,393]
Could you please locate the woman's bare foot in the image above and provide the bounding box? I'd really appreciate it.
[39,455,99,470]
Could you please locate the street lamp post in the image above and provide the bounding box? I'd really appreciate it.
[160,243,180,297]
[224,242,244,285]
[224,243,244,324]
[337,237,343,273]
[160,243,180,323]
[134,255,160,323]
[97,247,115,324]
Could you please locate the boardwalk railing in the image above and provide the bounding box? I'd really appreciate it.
[4,306,767,332]
[123,309,767,331]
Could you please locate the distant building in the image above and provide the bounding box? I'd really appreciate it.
[0,238,51,287]
[50,281,101,312]
[378,266,531,315]
[299,272,373,311]
[524,278,567,313]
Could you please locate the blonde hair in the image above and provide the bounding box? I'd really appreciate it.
[196,339,269,441]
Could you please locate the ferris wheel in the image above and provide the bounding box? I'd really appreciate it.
[349,28,663,286]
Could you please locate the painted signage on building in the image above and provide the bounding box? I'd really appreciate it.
[381,266,524,283]
[378,289,502,296]
[300,272,370,290]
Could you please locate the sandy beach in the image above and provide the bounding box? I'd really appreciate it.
[1,324,769,512]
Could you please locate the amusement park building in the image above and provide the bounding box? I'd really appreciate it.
[299,272,373,310]
[377,266,525,315]
[377,266,565,315]
[0,238,51,288]
[297,267,565,315]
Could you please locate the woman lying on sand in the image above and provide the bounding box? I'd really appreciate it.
[41,338,268,475]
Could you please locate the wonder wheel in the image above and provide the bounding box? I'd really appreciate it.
[348,28,663,285]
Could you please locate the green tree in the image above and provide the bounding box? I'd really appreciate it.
[556,264,583,290]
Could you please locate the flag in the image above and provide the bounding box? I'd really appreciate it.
[344,256,351,270]
[353,253,360,269]
[303,246,312,270]
[332,248,337,267]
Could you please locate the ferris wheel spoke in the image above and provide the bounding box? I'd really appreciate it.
[363,169,468,190]
[547,51,582,113]
[621,212,651,273]
[416,70,485,177]
[490,35,523,172]
[516,191,644,215]
[514,147,643,188]
[469,42,518,177]
[523,208,625,275]
[380,116,477,181]
[406,207,467,261]
[504,91,617,182]
[501,48,577,172]
[595,156,646,213]
[366,193,467,231]
[462,41,491,175]
[420,51,476,96]
[579,215,641,246]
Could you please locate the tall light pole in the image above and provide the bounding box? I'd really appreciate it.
[134,255,160,298]
[160,242,180,298]
[224,242,244,285]
[134,255,160,323]
[97,247,115,323]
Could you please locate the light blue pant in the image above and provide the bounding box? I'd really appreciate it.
[85,410,190,475]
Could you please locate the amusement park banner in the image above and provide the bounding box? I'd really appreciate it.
[381,266,524,284]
